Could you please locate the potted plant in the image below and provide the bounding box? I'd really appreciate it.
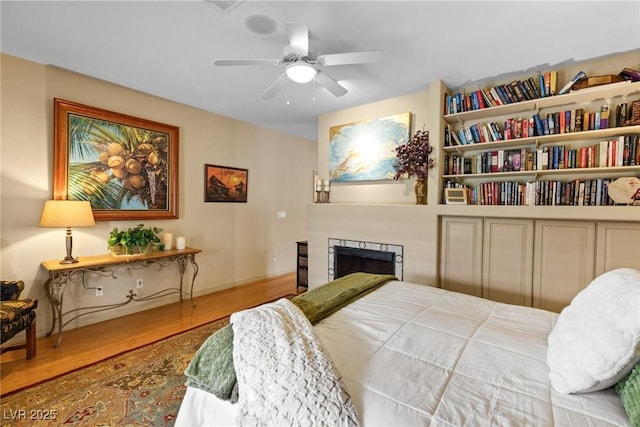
[108,224,164,256]
[392,128,434,204]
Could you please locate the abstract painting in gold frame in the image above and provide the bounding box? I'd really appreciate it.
[329,112,412,181]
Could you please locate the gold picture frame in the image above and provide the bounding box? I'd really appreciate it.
[53,98,179,220]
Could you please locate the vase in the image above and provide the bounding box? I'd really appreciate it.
[414,178,426,205]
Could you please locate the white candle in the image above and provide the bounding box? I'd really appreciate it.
[162,232,173,250]
[323,180,331,191]
[176,236,186,250]
[315,180,322,191]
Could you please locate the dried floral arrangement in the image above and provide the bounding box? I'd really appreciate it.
[392,128,434,180]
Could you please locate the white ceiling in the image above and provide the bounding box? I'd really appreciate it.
[2,1,639,142]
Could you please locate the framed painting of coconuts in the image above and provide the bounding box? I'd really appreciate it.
[53,98,179,220]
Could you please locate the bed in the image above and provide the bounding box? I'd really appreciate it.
[176,270,639,426]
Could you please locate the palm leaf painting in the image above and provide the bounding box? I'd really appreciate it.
[67,114,169,211]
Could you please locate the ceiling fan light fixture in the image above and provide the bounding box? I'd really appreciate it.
[286,62,317,83]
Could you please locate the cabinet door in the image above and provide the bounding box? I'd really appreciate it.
[533,220,595,313]
[482,218,534,306]
[596,222,640,275]
[440,216,483,297]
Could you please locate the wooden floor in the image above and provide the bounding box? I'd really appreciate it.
[0,272,298,397]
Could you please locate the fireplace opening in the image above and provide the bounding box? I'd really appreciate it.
[334,246,395,279]
[328,238,403,282]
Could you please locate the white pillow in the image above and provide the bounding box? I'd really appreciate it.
[547,268,640,394]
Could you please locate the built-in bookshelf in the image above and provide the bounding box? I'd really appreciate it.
[440,77,640,207]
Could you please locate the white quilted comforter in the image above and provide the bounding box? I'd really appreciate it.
[176,281,630,426]
[231,298,359,427]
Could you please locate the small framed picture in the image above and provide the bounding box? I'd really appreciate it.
[204,164,248,203]
[445,188,468,205]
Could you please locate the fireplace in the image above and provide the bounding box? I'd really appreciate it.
[328,238,403,281]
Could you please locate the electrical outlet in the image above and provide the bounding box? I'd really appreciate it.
[136,278,144,288]
[96,286,104,297]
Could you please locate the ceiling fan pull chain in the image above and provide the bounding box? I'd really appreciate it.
[313,79,316,102]
[286,78,291,105]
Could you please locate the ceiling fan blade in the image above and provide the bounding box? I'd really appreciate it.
[318,50,383,66]
[214,59,281,66]
[314,71,347,97]
[260,73,288,99]
[285,22,309,56]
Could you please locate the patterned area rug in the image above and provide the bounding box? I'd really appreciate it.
[0,317,229,426]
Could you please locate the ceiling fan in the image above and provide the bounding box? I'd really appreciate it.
[214,22,383,99]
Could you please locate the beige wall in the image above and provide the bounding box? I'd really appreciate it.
[0,54,316,336]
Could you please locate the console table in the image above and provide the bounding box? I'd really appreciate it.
[41,247,201,347]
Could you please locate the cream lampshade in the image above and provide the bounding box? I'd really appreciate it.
[39,200,95,264]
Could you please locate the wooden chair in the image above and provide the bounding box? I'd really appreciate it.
[1,280,37,359]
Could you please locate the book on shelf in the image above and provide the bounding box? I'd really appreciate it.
[489,87,504,106]
[557,70,587,95]
[544,72,551,97]
[539,72,546,97]
[504,84,519,103]
[550,71,558,95]
[510,81,526,102]
[448,125,462,146]
[617,103,628,127]
[618,67,640,82]
[575,108,584,132]
[600,105,609,129]
[527,77,541,98]
[478,84,498,107]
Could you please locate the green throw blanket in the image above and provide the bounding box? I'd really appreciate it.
[184,272,397,403]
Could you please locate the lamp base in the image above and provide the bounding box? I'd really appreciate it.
[60,257,79,264]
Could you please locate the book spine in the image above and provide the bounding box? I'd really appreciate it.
[528,77,541,98]
[504,84,518,103]
[489,87,503,106]
[557,70,586,95]
[544,72,551,97]
[617,136,625,166]
[599,140,609,167]
[478,85,496,107]
[617,102,628,126]
[550,71,558,96]
[520,80,534,100]
[510,81,525,102]
[575,108,584,132]
[623,136,630,166]
[469,125,480,143]
[600,105,609,129]
[496,85,512,104]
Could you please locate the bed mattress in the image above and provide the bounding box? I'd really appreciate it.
[176,281,629,426]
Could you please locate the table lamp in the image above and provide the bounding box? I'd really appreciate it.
[39,200,95,264]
